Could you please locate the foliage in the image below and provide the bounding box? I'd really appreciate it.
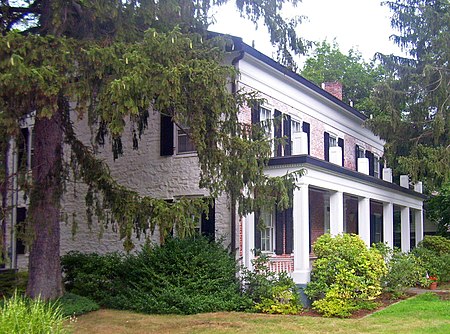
[417,235,450,254]
[241,254,301,314]
[57,293,99,317]
[62,237,246,314]
[368,0,450,192]
[0,0,307,298]
[305,234,387,317]
[373,243,427,297]
[427,183,450,237]
[300,40,384,110]
[0,271,28,298]
[0,291,67,334]
[413,236,450,282]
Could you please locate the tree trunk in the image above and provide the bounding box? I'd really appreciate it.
[26,107,64,300]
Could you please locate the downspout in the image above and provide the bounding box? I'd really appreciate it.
[229,48,245,254]
[10,137,18,269]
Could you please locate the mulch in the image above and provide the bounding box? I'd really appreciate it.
[298,288,449,319]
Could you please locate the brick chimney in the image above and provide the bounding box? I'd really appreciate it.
[322,81,343,100]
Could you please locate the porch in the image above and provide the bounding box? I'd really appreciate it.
[241,155,426,285]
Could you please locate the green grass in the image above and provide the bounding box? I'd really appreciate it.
[0,292,68,334]
[68,292,450,334]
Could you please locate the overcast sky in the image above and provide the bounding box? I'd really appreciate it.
[210,0,405,65]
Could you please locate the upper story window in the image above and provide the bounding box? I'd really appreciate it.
[291,119,302,134]
[374,155,380,178]
[176,125,196,154]
[356,145,365,158]
[328,134,337,148]
[259,106,272,132]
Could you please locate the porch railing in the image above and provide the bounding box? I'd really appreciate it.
[268,255,294,273]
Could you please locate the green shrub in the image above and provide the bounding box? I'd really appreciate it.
[0,270,28,298]
[57,293,99,316]
[242,255,301,314]
[418,235,450,255]
[373,243,427,297]
[62,237,246,314]
[305,234,387,317]
[0,292,67,334]
[61,251,124,304]
[413,247,450,283]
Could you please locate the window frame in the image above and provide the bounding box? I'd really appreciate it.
[259,210,275,253]
[175,124,196,155]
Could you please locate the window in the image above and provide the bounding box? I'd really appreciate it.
[259,211,274,252]
[291,120,302,134]
[176,125,196,154]
[356,145,365,158]
[259,106,272,137]
[329,134,337,148]
[374,155,380,178]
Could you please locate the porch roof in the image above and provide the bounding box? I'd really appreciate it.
[267,155,427,200]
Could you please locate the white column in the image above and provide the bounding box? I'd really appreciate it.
[383,202,394,248]
[330,191,344,236]
[415,209,424,246]
[401,206,410,252]
[244,212,255,271]
[358,197,371,247]
[292,184,310,284]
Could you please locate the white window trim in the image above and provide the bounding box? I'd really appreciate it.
[260,210,275,253]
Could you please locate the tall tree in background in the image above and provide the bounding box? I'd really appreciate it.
[368,0,449,192]
[0,0,307,299]
[300,40,384,111]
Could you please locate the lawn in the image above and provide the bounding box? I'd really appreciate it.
[67,293,450,334]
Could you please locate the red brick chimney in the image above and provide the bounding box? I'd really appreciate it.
[322,81,343,100]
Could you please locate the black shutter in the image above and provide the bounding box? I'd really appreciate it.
[283,114,292,156]
[275,206,284,255]
[254,210,261,251]
[285,206,293,254]
[366,150,374,176]
[201,200,215,240]
[274,109,282,157]
[302,122,310,155]
[324,132,330,161]
[160,114,174,156]
[338,138,344,166]
[379,160,383,179]
[355,145,360,170]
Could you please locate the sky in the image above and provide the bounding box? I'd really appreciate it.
[210,0,405,66]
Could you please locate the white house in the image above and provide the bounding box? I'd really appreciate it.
[1,36,425,288]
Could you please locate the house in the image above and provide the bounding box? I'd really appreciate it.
[1,36,425,289]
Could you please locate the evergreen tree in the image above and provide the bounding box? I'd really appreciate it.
[0,0,306,299]
[368,0,449,192]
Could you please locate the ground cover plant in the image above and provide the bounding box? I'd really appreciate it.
[62,236,247,314]
[305,233,387,317]
[0,292,67,334]
[57,293,100,317]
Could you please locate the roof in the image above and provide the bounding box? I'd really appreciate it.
[238,42,368,121]
[268,155,427,200]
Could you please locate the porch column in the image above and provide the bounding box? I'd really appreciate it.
[358,197,370,246]
[244,212,255,271]
[415,209,424,246]
[292,184,310,284]
[383,202,394,248]
[401,206,410,252]
[329,191,344,236]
